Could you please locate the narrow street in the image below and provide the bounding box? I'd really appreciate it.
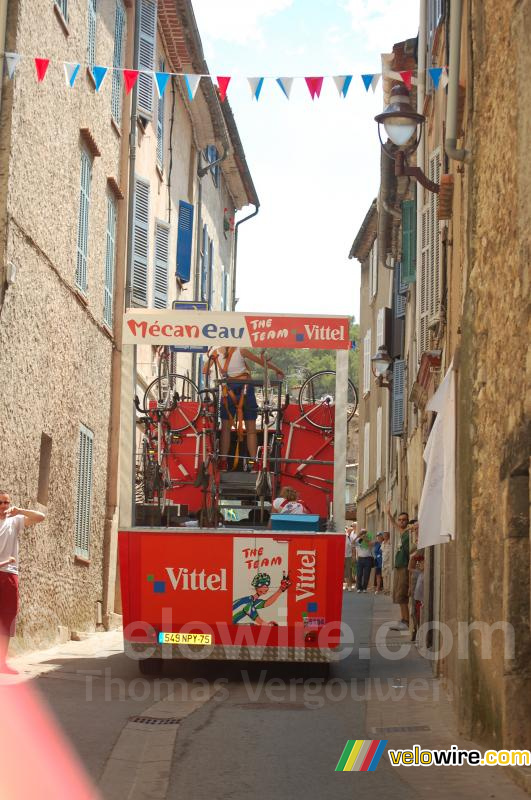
[9,594,528,799]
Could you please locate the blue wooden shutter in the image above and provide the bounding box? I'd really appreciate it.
[132,177,149,306]
[176,201,193,282]
[87,0,97,72]
[111,0,125,124]
[75,424,94,559]
[200,224,208,302]
[76,148,92,293]
[391,359,406,436]
[156,58,165,167]
[154,221,169,309]
[395,262,407,319]
[401,200,416,283]
[138,0,157,119]
[104,194,116,326]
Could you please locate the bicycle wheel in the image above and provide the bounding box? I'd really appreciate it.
[298,370,358,430]
[143,374,201,432]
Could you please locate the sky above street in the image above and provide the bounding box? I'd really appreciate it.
[191,0,419,322]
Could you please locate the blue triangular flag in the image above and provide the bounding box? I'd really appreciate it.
[154,71,170,98]
[428,67,443,89]
[341,75,352,97]
[361,74,374,92]
[92,65,108,91]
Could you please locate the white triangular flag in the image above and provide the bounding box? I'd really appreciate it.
[184,74,201,101]
[5,52,20,79]
[370,74,380,92]
[247,77,264,100]
[440,68,449,88]
[276,77,294,99]
[64,62,80,87]
[333,76,345,96]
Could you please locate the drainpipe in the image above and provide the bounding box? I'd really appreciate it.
[232,204,259,310]
[445,0,470,162]
[124,0,141,308]
[119,0,141,534]
[0,0,9,116]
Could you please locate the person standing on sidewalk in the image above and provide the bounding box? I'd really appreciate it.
[386,503,410,630]
[381,530,391,594]
[343,525,355,591]
[354,529,373,593]
[0,489,45,673]
[373,533,384,593]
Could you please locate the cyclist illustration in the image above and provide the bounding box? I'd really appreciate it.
[232,571,292,625]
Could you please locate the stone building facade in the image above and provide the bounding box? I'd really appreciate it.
[0,0,131,648]
[0,0,257,651]
[353,0,530,764]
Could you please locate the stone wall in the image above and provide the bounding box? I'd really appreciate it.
[0,0,127,649]
[454,0,531,749]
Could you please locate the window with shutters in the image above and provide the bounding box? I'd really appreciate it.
[401,200,416,283]
[87,0,97,74]
[376,406,382,480]
[204,145,220,188]
[363,422,370,491]
[428,0,444,62]
[103,194,116,327]
[417,148,441,357]
[176,201,193,282]
[363,329,372,396]
[111,0,125,125]
[156,58,165,169]
[369,240,378,300]
[138,0,157,120]
[153,221,169,309]
[76,148,92,294]
[55,0,68,21]
[132,177,150,306]
[391,360,406,436]
[74,424,94,560]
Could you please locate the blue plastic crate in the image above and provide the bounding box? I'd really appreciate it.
[270,514,320,532]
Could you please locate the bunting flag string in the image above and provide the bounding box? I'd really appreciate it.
[2,52,449,103]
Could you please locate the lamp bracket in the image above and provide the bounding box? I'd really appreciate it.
[395,150,439,194]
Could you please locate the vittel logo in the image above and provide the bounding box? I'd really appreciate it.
[296,550,316,602]
[165,567,228,591]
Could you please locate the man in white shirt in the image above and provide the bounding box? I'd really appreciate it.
[204,347,284,470]
[0,489,45,673]
[343,525,355,591]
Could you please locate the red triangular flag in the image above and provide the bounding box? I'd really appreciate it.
[399,70,413,90]
[34,58,50,82]
[305,76,324,100]
[216,76,231,102]
[123,69,139,95]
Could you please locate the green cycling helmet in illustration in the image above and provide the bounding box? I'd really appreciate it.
[251,572,271,589]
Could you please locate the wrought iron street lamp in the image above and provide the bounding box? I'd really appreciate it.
[375,85,439,194]
[371,346,393,388]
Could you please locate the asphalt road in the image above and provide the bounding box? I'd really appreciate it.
[31,592,423,798]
